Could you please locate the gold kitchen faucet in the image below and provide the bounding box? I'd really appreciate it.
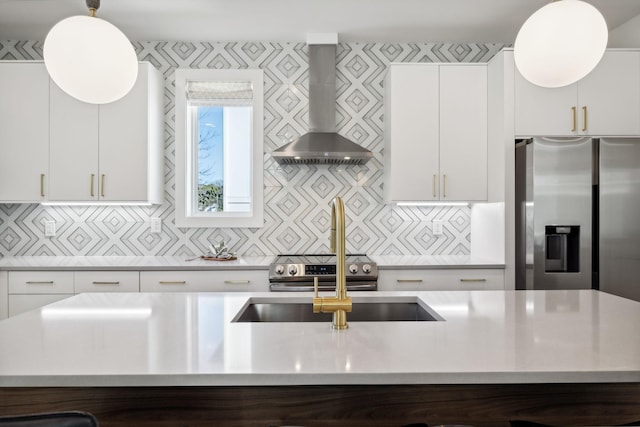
[312,196,352,329]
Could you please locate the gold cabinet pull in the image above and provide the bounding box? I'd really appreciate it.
[224,280,251,285]
[433,175,437,198]
[571,106,577,132]
[159,281,186,285]
[40,174,45,197]
[92,281,120,285]
[397,279,423,283]
[100,174,105,197]
[460,278,487,283]
[582,106,587,132]
[90,174,95,197]
[26,281,54,285]
[443,174,447,198]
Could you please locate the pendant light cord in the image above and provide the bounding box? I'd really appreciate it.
[86,0,100,17]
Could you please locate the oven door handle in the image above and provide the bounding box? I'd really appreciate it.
[269,283,377,292]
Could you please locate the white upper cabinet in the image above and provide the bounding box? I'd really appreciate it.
[515,50,640,136]
[49,81,100,201]
[384,63,487,203]
[384,64,440,202]
[49,62,164,203]
[0,62,50,202]
[439,65,488,201]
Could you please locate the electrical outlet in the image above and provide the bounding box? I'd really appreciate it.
[432,220,444,236]
[44,220,56,237]
[150,217,162,233]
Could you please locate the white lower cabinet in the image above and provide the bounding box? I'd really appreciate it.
[74,271,140,293]
[378,269,504,291]
[8,271,74,317]
[9,294,71,317]
[5,269,271,317]
[0,271,7,320]
[140,270,269,292]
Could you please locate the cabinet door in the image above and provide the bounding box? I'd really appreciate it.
[384,64,440,202]
[439,65,487,201]
[99,64,150,202]
[9,294,71,317]
[577,51,640,136]
[8,271,74,317]
[0,271,7,320]
[49,81,100,201]
[515,68,578,137]
[0,62,49,202]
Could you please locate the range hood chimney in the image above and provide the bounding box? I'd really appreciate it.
[272,34,373,165]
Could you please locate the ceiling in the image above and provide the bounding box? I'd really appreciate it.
[1,0,640,44]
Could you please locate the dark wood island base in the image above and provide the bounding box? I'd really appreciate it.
[2,383,640,427]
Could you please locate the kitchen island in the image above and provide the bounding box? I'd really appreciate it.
[1,290,639,426]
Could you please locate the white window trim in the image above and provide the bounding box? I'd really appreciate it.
[174,68,264,228]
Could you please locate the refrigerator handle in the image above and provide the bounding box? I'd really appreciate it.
[592,139,599,186]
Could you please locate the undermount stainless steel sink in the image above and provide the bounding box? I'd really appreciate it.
[233,297,443,323]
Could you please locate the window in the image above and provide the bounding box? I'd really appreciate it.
[175,69,264,228]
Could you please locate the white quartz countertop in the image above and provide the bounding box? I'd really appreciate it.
[0,256,274,270]
[371,254,504,269]
[0,255,504,270]
[0,290,638,387]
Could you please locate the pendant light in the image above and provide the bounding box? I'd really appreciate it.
[514,0,608,88]
[43,0,138,104]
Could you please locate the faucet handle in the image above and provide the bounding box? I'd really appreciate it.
[314,276,319,297]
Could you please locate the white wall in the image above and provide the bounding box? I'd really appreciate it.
[609,14,640,48]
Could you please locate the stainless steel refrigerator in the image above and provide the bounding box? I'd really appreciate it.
[515,137,640,302]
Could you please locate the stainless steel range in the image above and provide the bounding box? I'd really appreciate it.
[269,254,378,292]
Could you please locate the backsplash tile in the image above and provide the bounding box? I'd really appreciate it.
[0,40,507,257]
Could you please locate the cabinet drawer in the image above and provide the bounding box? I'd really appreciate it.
[140,270,269,292]
[379,269,504,291]
[9,294,72,317]
[74,271,140,293]
[455,269,504,290]
[8,271,74,294]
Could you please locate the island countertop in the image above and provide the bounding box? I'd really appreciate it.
[1,290,638,387]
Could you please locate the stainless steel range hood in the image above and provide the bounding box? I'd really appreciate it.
[272,42,373,165]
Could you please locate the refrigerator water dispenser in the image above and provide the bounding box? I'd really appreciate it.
[545,226,580,273]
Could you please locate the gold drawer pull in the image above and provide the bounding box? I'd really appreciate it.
[460,278,487,283]
[432,175,437,198]
[159,281,186,285]
[90,174,95,197]
[224,280,250,285]
[26,281,54,285]
[582,106,587,132]
[92,281,120,285]
[571,106,577,132]
[443,174,447,198]
[397,279,423,283]
[40,174,45,197]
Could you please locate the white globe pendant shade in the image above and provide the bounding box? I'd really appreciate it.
[514,0,608,88]
[44,15,138,104]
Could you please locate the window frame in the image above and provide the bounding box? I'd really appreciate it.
[174,68,264,228]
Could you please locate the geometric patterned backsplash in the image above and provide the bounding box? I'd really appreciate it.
[0,40,507,257]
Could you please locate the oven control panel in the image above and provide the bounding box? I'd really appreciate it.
[268,254,378,280]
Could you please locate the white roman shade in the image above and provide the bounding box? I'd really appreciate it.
[186,81,253,102]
